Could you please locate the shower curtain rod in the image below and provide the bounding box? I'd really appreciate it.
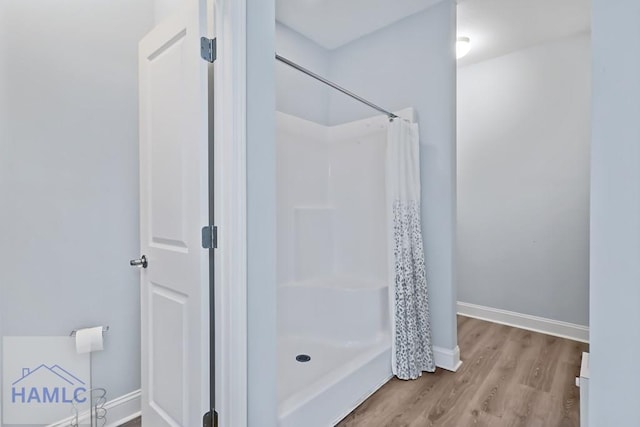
[275,54,399,120]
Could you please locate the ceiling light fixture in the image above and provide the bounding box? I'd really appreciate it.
[456,36,471,59]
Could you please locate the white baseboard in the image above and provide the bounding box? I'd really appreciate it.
[47,389,141,427]
[579,352,590,427]
[103,390,141,427]
[457,301,589,343]
[433,345,462,372]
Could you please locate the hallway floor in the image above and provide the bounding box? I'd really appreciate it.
[119,417,141,427]
[338,316,588,427]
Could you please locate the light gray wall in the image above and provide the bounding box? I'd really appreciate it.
[154,0,182,24]
[276,23,330,125]
[326,1,458,351]
[0,7,7,412]
[247,0,278,425]
[457,34,591,326]
[589,0,640,424]
[0,0,153,401]
[0,2,7,261]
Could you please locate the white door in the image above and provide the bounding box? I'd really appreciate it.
[137,1,212,425]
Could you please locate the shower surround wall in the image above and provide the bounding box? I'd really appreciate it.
[277,114,389,286]
[277,110,408,426]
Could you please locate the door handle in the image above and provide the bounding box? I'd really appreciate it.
[130,255,148,268]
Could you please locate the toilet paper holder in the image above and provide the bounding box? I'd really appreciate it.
[69,326,109,337]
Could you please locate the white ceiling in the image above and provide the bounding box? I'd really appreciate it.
[276,0,442,50]
[457,0,590,66]
[277,0,590,63]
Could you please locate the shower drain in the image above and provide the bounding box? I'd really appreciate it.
[295,354,311,363]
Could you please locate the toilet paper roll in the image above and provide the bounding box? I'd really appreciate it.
[75,326,104,354]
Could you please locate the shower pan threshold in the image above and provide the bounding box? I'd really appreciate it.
[278,335,391,427]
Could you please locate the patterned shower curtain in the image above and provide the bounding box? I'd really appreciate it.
[386,118,435,380]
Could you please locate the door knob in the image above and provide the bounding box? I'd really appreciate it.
[130,255,148,268]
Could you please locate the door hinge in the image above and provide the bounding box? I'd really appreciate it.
[200,37,217,63]
[202,225,218,249]
[203,409,218,427]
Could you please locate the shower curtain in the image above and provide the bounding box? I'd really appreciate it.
[386,118,435,380]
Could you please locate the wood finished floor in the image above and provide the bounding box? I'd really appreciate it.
[119,418,141,427]
[337,316,588,427]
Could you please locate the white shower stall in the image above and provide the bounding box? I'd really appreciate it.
[272,4,459,426]
[276,108,414,426]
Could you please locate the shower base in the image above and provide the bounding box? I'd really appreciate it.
[278,335,391,427]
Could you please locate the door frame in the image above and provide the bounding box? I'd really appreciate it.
[212,0,248,426]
